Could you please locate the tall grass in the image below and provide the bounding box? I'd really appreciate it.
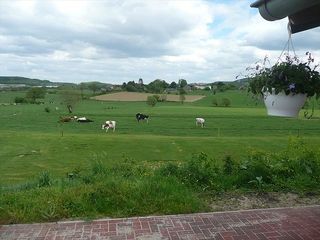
[0,157,204,224]
[1,137,319,224]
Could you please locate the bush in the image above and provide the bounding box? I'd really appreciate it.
[44,107,50,113]
[237,150,273,187]
[146,95,157,107]
[221,98,231,107]
[158,152,220,191]
[14,97,27,104]
[237,138,320,191]
[153,95,160,102]
[223,155,236,175]
[212,97,218,106]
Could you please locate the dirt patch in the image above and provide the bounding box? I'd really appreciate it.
[209,192,320,212]
[91,92,205,102]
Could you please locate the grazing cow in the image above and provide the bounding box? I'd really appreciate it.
[74,116,94,123]
[196,118,205,128]
[136,113,149,123]
[102,120,116,132]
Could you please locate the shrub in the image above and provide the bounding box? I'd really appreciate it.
[237,150,273,188]
[146,95,157,107]
[44,107,50,113]
[14,97,27,104]
[221,98,231,107]
[153,95,160,102]
[212,97,218,106]
[178,152,220,190]
[158,162,180,177]
[223,155,235,175]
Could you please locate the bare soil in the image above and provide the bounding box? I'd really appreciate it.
[91,92,205,102]
[209,192,320,212]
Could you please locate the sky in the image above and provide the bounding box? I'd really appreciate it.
[0,0,319,84]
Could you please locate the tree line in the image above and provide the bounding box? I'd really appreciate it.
[121,78,188,93]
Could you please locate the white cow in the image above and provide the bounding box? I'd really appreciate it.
[196,118,205,128]
[102,120,116,132]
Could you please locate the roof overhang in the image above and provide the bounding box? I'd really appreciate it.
[251,0,320,33]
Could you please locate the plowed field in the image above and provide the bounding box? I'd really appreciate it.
[91,92,204,102]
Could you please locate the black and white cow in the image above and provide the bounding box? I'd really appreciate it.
[74,116,94,123]
[102,120,116,132]
[196,117,205,128]
[136,113,149,123]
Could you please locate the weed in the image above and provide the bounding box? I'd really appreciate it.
[37,171,52,188]
[223,155,235,175]
[91,160,107,176]
[248,176,264,192]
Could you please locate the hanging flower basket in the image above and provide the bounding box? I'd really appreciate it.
[246,52,320,118]
[263,90,307,117]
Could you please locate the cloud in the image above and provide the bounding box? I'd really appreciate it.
[0,0,319,84]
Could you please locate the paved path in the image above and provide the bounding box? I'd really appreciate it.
[1,205,320,240]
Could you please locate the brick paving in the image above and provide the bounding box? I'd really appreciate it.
[1,205,320,240]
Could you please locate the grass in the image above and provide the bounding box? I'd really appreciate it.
[1,89,320,183]
[1,89,320,224]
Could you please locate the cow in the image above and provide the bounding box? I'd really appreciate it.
[196,118,205,128]
[74,116,94,123]
[102,120,116,132]
[136,113,149,123]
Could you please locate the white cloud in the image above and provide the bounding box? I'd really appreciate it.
[0,0,319,84]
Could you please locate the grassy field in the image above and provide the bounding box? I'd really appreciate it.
[1,89,320,223]
[1,90,320,184]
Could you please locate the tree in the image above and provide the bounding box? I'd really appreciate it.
[122,81,144,92]
[216,82,226,92]
[178,79,188,88]
[125,81,138,92]
[122,82,127,90]
[26,87,46,103]
[147,79,169,93]
[179,93,186,104]
[169,81,177,89]
[146,95,157,107]
[88,82,99,94]
[79,83,86,99]
[179,88,186,104]
[60,90,81,113]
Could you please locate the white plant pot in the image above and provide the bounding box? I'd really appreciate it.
[263,91,307,117]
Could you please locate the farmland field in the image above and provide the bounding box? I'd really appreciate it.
[1,90,320,184]
[1,89,320,224]
[91,91,205,102]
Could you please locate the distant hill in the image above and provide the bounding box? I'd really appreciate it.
[0,76,75,87]
[230,78,249,88]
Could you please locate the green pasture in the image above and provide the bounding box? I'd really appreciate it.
[191,89,264,107]
[1,89,320,224]
[1,90,320,184]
